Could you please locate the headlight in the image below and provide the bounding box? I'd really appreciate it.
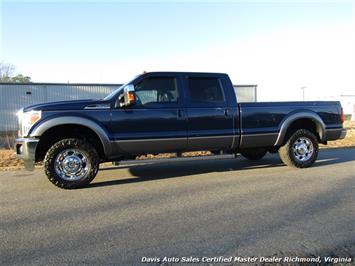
[17,110,42,137]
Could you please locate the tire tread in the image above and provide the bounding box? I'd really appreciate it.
[44,138,99,189]
[279,129,318,168]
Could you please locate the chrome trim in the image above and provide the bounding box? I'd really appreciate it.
[292,137,314,162]
[326,128,343,132]
[54,149,91,181]
[114,135,234,143]
[84,105,110,110]
[115,137,185,143]
[243,132,277,136]
[231,135,236,150]
[189,135,234,139]
[15,138,39,171]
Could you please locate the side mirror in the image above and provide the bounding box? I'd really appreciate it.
[118,84,136,107]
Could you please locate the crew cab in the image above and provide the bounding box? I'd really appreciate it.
[15,72,347,189]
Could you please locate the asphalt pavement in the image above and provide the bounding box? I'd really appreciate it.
[1,148,354,265]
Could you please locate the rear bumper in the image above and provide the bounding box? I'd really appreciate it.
[15,138,39,170]
[339,128,347,139]
[325,128,347,141]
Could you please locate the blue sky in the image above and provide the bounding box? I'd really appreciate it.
[1,1,354,101]
[2,2,352,61]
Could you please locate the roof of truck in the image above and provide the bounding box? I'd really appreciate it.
[143,71,228,75]
[0,72,229,86]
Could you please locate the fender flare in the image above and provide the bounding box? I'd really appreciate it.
[274,111,326,146]
[30,116,111,156]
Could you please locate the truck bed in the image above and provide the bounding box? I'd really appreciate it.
[238,101,343,148]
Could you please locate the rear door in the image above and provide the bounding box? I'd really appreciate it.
[184,74,234,151]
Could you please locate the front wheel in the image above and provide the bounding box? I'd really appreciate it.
[279,129,319,168]
[44,138,99,189]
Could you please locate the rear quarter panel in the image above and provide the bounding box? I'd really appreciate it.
[239,101,341,148]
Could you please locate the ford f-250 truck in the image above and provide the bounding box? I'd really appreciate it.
[15,72,347,189]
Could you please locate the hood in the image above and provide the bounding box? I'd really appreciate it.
[23,99,111,112]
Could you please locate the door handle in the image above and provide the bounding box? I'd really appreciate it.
[224,109,230,116]
[177,109,184,119]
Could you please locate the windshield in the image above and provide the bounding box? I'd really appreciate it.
[103,84,125,100]
[103,76,138,100]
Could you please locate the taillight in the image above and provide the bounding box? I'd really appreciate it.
[340,108,345,124]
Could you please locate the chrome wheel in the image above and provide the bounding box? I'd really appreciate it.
[292,137,314,162]
[54,149,91,181]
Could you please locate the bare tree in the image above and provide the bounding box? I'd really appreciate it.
[0,62,15,82]
[0,62,31,83]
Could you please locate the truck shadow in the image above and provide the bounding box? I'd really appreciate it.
[89,148,355,188]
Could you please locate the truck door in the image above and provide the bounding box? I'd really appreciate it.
[110,75,187,154]
[184,75,234,151]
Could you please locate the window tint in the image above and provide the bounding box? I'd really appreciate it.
[134,77,178,105]
[187,77,225,103]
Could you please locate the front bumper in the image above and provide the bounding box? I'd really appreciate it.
[15,138,39,170]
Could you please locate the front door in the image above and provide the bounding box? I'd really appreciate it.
[110,75,187,154]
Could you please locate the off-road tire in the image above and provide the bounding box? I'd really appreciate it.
[44,138,99,189]
[279,129,319,168]
[240,148,267,160]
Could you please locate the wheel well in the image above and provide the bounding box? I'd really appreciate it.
[35,124,105,162]
[284,118,321,144]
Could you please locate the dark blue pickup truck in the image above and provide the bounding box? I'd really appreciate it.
[16,72,346,189]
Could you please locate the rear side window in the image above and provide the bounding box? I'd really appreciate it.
[187,77,225,103]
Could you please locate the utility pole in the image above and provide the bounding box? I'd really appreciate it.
[301,86,307,101]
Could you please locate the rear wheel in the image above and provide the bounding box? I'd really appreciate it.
[44,138,99,189]
[240,148,267,160]
[279,129,318,168]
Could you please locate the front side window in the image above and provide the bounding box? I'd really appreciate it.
[187,77,225,103]
[134,77,178,106]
